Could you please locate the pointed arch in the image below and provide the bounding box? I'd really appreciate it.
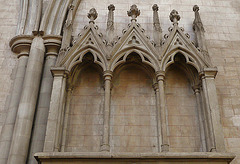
[63,46,107,73]
[165,53,200,87]
[160,47,207,72]
[109,47,159,72]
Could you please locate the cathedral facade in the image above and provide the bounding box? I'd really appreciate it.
[0,0,239,164]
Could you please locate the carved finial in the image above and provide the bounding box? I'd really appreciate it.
[193,5,199,12]
[152,4,159,11]
[127,4,140,22]
[88,8,98,23]
[57,3,74,65]
[65,4,74,28]
[108,4,115,11]
[152,4,162,47]
[193,5,212,64]
[107,4,115,31]
[169,9,180,26]
[193,5,204,32]
[106,4,115,49]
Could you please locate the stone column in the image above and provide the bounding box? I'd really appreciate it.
[193,85,207,152]
[201,73,216,152]
[153,83,162,152]
[0,35,33,164]
[61,88,73,152]
[101,71,113,152]
[156,71,169,152]
[7,36,45,164]
[43,67,68,152]
[28,35,62,164]
[201,68,225,152]
[200,84,211,151]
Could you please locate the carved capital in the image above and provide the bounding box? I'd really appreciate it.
[51,67,69,78]
[127,4,140,22]
[42,35,62,57]
[9,35,34,58]
[156,71,165,82]
[192,85,200,94]
[103,70,113,80]
[88,8,98,23]
[200,67,218,79]
[169,9,180,25]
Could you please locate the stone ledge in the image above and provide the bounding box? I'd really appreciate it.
[35,152,235,163]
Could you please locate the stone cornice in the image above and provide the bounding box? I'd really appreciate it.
[42,35,62,57]
[9,35,34,57]
[34,152,235,163]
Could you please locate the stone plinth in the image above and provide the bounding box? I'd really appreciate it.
[35,152,235,164]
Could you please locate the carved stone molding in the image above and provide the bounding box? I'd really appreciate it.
[9,35,34,57]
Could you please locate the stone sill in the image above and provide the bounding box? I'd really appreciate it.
[35,152,235,163]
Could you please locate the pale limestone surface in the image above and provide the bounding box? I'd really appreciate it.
[70,1,240,163]
[0,0,19,133]
[165,65,201,152]
[66,65,104,152]
[110,65,158,153]
[0,0,240,164]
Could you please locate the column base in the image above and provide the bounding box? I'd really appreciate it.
[210,147,217,152]
[100,144,110,152]
[161,144,169,152]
